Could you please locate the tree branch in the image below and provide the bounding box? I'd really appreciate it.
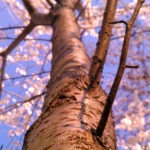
[111,28,150,40]
[76,0,88,20]
[88,0,118,89]
[0,57,6,97]
[110,20,128,26]
[46,0,57,8]
[0,0,54,96]
[0,91,46,115]
[0,36,50,42]
[22,0,37,15]
[0,26,25,30]
[3,70,50,81]
[22,0,53,25]
[0,22,35,95]
[125,65,139,68]
[0,22,35,57]
[96,0,145,137]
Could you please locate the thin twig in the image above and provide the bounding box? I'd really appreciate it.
[22,0,36,15]
[0,36,50,42]
[40,50,51,74]
[3,70,50,81]
[76,0,88,21]
[110,20,128,26]
[19,97,41,146]
[125,65,139,68]
[0,22,35,97]
[0,22,35,56]
[0,0,53,96]
[0,57,6,97]
[111,28,150,40]
[0,26,26,30]
[0,91,46,114]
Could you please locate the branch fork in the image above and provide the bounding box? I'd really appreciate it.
[93,0,145,137]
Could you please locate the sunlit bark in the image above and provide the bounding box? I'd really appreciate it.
[23,1,116,149]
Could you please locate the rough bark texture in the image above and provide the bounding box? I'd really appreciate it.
[23,1,116,150]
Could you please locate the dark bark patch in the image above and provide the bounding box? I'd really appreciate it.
[52,131,65,139]
[60,110,70,114]
[58,94,77,101]
[70,95,77,101]
[91,128,107,149]
[58,94,67,99]
[43,144,53,150]
[62,123,74,127]
[39,127,45,133]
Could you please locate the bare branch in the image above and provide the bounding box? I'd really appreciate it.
[110,20,128,26]
[111,28,150,40]
[0,91,46,115]
[46,0,57,8]
[0,57,6,97]
[0,1,54,96]
[88,0,118,89]
[76,0,88,20]
[22,0,36,15]
[0,26,25,30]
[22,0,53,25]
[125,65,139,68]
[3,70,50,81]
[1,27,149,42]
[0,22,35,97]
[40,0,50,10]
[40,50,51,74]
[0,36,50,42]
[96,0,145,137]
[0,22,35,56]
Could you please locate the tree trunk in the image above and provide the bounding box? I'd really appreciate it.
[23,1,116,150]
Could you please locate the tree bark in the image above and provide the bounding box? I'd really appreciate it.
[23,1,116,150]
